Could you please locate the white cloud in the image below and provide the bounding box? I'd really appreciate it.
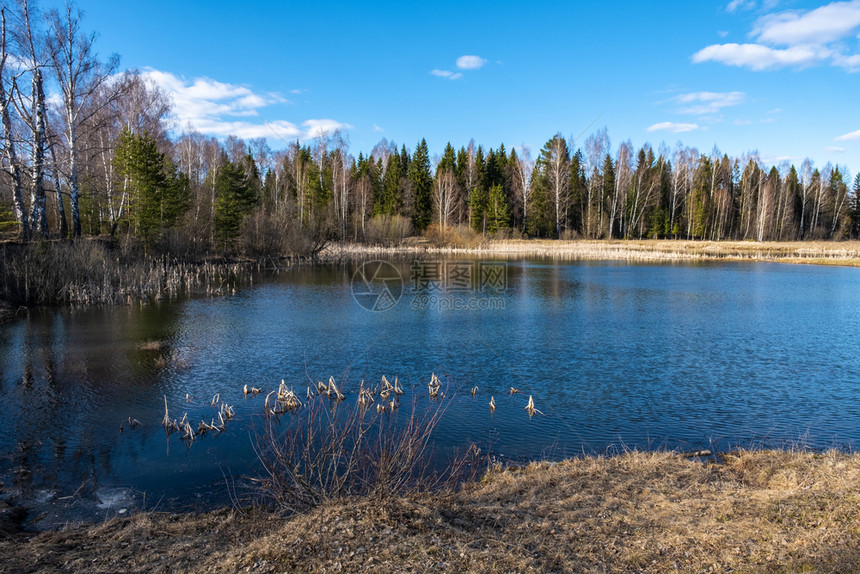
[692,43,829,70]
[456,55,487,70]
[373,124,384,133]
[753,1,860,45]
[430,69,463,80]
[727,0,756,13]
[142,69,348,142]
[696,1,860,71]
[432,55,487,79]
[647,122,700,133]
[302,119,350,139]
[674,91,746,114]
[835,128,860,141]
[826,145,847,152]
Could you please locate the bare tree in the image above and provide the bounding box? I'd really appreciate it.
[610,140,632,238]
[354,172,371,239]
[669,144,690,238]
[0,7,27,237]
[799,158,813,239]
[542,133,570,237]
[584,128,609,238]
[116,70,171,145]
[6,0,51,237]
[46,1,119,237]
[509,146,533,234]
[811,163,831,237]
[330,130,350,238]
[433,168,457,230]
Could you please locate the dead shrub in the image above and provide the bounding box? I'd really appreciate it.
[423,224,486,248]
[151,226,211,261]
[363,214,413,246]
[252,380,476,513]
[489,227,522,241]
[240,210,288,258]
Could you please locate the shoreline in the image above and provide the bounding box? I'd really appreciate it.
[322,238,860,267]
[2,448,859,573]
[2,237,858,317]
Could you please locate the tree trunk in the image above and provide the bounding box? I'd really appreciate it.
[49,142,68,238]
[0,10,28,238]
[30,69,48,237]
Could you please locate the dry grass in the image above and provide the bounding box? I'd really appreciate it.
[323,239,860,267]
[0,239,249,307]
[3,449,860,573]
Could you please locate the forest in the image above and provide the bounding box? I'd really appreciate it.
[2,1,860,259]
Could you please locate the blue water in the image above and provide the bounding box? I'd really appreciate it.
[1,258,859,524]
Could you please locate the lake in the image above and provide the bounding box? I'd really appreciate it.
[1,257,859,526]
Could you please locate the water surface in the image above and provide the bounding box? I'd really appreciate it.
[1,258,858,525]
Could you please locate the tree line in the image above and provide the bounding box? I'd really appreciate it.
[1,1,859,255]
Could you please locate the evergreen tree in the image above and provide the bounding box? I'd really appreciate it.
[380,153,402,216]
[690,156,712,239]
[438,142,457,173]
[113,128,189,240]
[568,149,586,236]
[409,139,433,230]
[455,147,469,192]
[829,166,850,238]
[213,153,257,249]
[527,160,551,237]
[602,153,616,237]
[486,183,511,233]
[470,146,488,232]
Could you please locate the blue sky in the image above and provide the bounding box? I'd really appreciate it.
[56,0,859,173]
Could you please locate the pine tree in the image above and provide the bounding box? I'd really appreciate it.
[602,153,616,237]
[380,153,401,216]
[409,139,433,230]
[568,149,586,236]
[469,146,488,233]
[486,183,511,233]
[213,153,257,250]
[690,156,712,239]
[113,128,189,240]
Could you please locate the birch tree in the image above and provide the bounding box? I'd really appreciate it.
[0,7,27,237]
[508,146,533,234]
[46,2,118,237]
[540,133,570,238]
[10,0,49,236]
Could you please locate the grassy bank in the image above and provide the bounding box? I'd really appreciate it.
[2,449,859,573]
[324,239,860,267]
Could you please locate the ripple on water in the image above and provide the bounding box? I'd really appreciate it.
[1,259,859,522]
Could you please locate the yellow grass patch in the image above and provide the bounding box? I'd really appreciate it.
[4,449,860,573]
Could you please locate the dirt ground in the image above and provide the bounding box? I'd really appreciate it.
[2,449,859,573]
